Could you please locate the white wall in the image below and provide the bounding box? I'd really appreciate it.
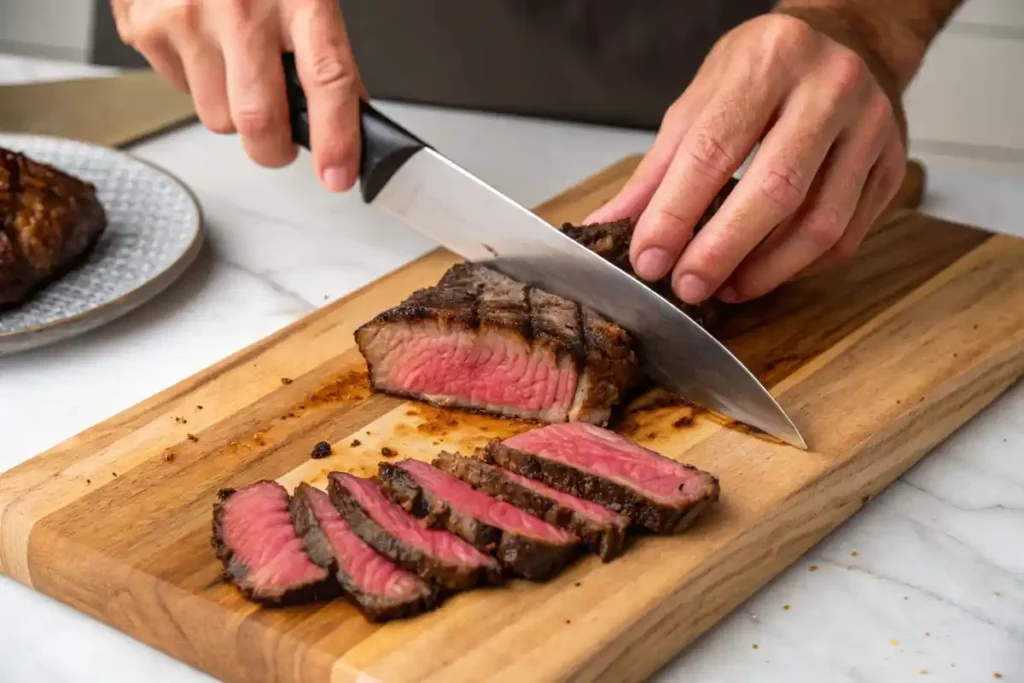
[0,0,94,62]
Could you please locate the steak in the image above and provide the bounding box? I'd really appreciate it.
[560,219,720,329]
[354,263,640,426]
[328,471,502,591]
[433,450,630,561]
[1,146,107,307]
[492,423,720,534]
[211,481,334,605]
[379,459,580,581]
[290,483,440,621]
[558,176,736,330]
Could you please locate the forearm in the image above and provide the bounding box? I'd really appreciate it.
[773,0,964,93]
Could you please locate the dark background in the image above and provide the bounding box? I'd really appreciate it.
[90,0,770,130]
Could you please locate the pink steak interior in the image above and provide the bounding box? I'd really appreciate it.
[221,482,327,587]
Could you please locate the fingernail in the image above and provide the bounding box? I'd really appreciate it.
[322,166,353,192]
[674,274,710,303]
[716,286,739,303]
[635,248,672,280]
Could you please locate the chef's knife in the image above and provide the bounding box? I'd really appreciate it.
[281,54,807,450]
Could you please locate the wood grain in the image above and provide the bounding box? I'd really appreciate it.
[2,156,1021,683]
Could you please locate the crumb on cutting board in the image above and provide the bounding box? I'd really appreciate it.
[311,441,333,459]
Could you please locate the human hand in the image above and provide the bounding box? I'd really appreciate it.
[112,0,365,192]
[585,13,908,305]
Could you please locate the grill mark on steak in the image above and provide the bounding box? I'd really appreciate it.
[211,481,335,606]
[328,471,502,592]
[290,483,439,621]
[494,423,720,534]
[355,263,639,425]
[0,146,108,308]
[379,459,580,581]
[434,451,630,561]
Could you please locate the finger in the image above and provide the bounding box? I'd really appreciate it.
[668,71,860,305]
[136,37,190,94]
[170,33,233,134]
[582,86,710,225]
[287,0,363,192]
[215,4,295,167]
[628,62,788,283]
[796,132,906,279]
[718,95,892,302]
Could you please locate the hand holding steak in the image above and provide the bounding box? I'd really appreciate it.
[379,459,580,581]
[0,146,107,307]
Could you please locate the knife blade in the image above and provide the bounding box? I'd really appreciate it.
[282,54,807,450]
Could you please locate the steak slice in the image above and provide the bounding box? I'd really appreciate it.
[211,481,334,605]
[328,471,502,591]
[354,263,640,426]
[290,483,439,621]
[1,146,107,307]
[379,459,580,581]
[433,450,630,561]
[493,423,720,534]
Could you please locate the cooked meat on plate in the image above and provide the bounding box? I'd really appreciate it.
[0,146,107,307]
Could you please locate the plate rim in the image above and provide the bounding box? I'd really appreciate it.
[0,132,204,349]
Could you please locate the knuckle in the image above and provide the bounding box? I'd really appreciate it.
[765,15,813,54]
[162,1,200,32]
[829,48,869,95]
[868,91,895,126]
[307,52,354,90]
[687,130,737,180]
[760,164,807,214]
[800,206,846,249]
[233,106,276,138]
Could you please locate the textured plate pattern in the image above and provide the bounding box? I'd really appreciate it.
[0,133,201,352]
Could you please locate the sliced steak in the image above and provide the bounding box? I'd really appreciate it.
[493,423,720,534]
[290,483,439,621]
[379,459,580,581]
[1,146,107,307]
[211,481,334,605]
[433,450,629,561]
[354,263,640,426]
[328,471,502,591]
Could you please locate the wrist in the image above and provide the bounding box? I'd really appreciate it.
[776,2,930,90]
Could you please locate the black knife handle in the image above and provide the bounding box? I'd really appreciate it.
[281,52,428,203]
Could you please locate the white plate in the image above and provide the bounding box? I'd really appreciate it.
[0,133,202,356]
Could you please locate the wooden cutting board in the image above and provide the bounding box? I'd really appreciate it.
[2,157,1022,683]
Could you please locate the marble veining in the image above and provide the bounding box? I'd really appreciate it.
[0,54,1022,683]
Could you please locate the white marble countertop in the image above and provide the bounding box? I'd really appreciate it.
[0,54,1021,683]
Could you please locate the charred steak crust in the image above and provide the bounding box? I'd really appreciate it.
[434,451,629,561]
[0,146,108,307]
[557,174,737,333]
[210,483,337,606]
[378,461,579,581]
[354,263,640,425]
[484,442,720,535]
[327,474,503,591]
[289,483,440,621]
